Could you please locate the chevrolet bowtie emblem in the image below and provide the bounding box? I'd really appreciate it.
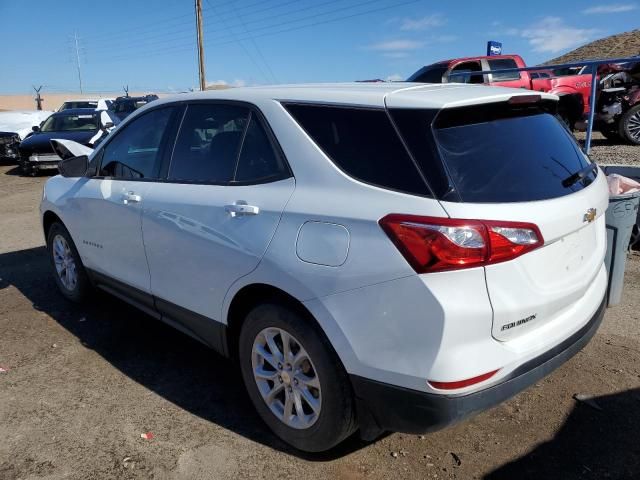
[583,208,597,223]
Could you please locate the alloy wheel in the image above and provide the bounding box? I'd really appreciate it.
[251,327,322,429]
[52,234,77,291]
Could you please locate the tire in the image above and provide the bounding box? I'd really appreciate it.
[600,127,621,142]
[619,104,640,145]
[238,303,357,452]
[46,222,91,303]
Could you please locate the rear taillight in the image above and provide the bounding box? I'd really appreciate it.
[379,214,543,273]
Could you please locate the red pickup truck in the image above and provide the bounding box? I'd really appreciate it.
[408,54,592,128]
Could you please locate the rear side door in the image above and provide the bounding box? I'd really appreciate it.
[64,106,177,294]
[141,102,295,345]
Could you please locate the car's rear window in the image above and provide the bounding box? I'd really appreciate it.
[392,103,597,203]
[284,103,431,196]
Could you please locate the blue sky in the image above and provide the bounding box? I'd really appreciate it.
[1,0,638,93]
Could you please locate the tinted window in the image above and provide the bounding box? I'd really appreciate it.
[235,114,287,183]
[169,104,248,183]
[100,107,173,180]
[285,104,429,196]
[390,109,451,198]
[488,58,521,81]
[450,61,484,84]
[409,64,448,83]
[431,109,596,202]
[41,113,98,132]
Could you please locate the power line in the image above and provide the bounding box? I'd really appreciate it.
[85,0,317,56]
[89,0,386,58]
[96,0,420,65]
[204,0,272,83]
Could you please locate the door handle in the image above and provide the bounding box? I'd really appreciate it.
[123,191,142,205]
[225,202,260,217]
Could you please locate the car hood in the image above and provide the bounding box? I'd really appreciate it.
[19,130,97,154]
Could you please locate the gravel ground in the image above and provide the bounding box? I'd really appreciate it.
[579,132,640,167]
[1,142,640,479]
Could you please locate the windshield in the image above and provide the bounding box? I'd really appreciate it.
[60,101,98,110]
[41,113,99,132]
[408,64,448,83]
[114,100,147,113]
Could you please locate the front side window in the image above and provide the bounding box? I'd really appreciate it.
[488,58,521,81]
[99,107,173,180]
[168,104,249,183]
[284,103,430,196]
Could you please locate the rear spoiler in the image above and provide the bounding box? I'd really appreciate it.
[50,139,94,160]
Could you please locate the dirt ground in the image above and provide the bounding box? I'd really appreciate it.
[1,135,640,479]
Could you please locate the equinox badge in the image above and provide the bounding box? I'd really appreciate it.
[583,208,597,223]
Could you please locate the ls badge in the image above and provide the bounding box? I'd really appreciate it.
[583,208,597,223]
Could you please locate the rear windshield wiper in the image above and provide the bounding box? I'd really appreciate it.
[562,163,597,188]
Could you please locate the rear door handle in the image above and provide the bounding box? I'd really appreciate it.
[123,191,142,205]
[225,202,260,217]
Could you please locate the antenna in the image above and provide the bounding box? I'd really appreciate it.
[123,85,129,97]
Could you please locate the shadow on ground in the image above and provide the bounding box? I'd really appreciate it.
[486,388,640,479]
[0,246,373,461]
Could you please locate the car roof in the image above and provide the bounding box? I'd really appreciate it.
[143,83,557,111]
[52,108,99,116]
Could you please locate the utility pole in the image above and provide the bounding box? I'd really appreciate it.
[195,0,207,91]
[73,32,83,94]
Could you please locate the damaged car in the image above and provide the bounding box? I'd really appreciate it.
[18,109,119,175]
[596,60,640,145]
[0,110,53,162]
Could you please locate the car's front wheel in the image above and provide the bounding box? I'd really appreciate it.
[239,303,357,452]
[46,222,91,303]
[620,104,640,145]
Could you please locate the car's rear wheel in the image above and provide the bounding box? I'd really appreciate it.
[46,222,90,302]
[238,303,356,452]
[619,104,640,145]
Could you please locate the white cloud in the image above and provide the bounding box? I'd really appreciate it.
[205,79,246,89]
[583,3,637,13]
[368,40,424,51]
[386,74,404,82]
[400,14,446,31]
[520,17,597,53]
[383,52,410,59]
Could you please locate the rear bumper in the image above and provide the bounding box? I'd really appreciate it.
[351,294,606,439]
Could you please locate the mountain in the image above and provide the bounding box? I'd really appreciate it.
[545,29,640,64]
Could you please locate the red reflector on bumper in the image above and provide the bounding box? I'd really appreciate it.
[428,369,499,390]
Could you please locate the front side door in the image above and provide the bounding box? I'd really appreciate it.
[141,103,295,343]
[66,106,176,293]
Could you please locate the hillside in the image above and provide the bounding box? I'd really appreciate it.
[545,29,640,64]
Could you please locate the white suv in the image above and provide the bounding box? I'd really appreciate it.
[40,84,609,452]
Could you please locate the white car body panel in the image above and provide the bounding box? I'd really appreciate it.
[40,83,608,400]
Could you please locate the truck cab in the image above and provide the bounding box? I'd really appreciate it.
[408,54,592,127]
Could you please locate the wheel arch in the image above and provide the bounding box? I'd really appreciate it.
[226,283,321,359]
[43,210,63,237]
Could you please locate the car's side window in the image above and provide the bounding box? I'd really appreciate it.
[168,104,249,184]
[99,107,173,180]
[234,113,287,183]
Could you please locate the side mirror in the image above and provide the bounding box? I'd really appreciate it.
[58,155,89,177]
[32,125,40,132]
